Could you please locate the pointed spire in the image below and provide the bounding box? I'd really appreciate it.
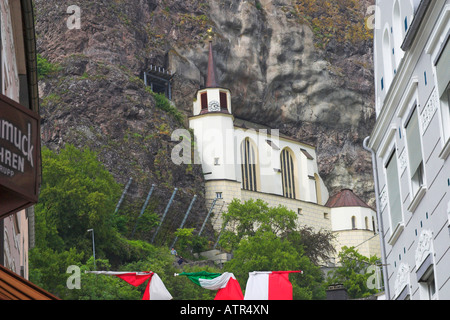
[206,41,218,88]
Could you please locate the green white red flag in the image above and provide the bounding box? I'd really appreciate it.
[177,271,244,300]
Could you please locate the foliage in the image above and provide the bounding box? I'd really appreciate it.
[34,145,122,255]
[29,144,221,299]
[220,199,331,299]
[326,246,380,299]
[286,225,336,266]
[29,247,84,299]
[37,54,61,80]
[29,145,148,297]
[148,90,185,125]
[219,198,298,250]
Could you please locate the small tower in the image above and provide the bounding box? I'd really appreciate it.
[189,41,236,182]
[192,41,232,116]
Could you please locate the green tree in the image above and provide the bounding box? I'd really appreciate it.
[326,246,380,299]
[220,199,330,299]
[34,145,121,255]
[219,198,297,250]
[29,247,84,298]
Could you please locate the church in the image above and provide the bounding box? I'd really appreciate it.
[188,41,381,265]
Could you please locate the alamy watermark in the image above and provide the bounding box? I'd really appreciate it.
[67,5,81,30]
[66,265,81,289]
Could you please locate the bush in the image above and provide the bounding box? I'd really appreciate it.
[37,54,61,80]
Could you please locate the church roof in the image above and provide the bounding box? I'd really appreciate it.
[206,41,218,88]
[325,189,372,209]
[233,118,316,149]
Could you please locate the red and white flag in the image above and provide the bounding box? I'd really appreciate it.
[243,271,301,300]
[87,271,172,300]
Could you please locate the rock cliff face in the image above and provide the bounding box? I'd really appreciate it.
[35,0,376,239]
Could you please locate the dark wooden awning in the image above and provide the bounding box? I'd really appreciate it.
[0,264,59,300]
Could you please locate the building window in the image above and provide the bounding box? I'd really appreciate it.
[201,92,208,110]
[392,0,404,67]
[365,217,369,229]
[220,91,227,111]
[405,106,425,196]
[351,216,356,229]
[216,192,222,199]
[386,150,403,229]
[383,28,394,88]
[419,268,437,300]
[437,34,450,146]
[441,84,450,144]
[280,148,296,199]
[240,138,258,192]
[314,174,322,205]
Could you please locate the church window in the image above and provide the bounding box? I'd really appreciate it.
[201,92,208,110]
[241,138,258,191]
[280,148,296,199]
[220,91,227,110]
[352,216,356,229]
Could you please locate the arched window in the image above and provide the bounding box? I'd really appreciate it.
[241,138,258,191]
[352,216,356,229]
[201,92,208,111]
[392,1,405,66]
[372,217,377,233]
[314,173,322,205]
[382,27,394,89]
[280,148,296,199]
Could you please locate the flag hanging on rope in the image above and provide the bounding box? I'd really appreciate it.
[243,271,302,300]
[177,271,244,300]
[86,271,172,300]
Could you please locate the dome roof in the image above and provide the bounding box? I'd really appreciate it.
[325,189,372,209]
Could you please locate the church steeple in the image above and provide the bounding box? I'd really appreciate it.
[191,41,231,116]
[206,41,218,88]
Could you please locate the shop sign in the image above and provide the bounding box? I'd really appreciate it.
[0,94,40,219]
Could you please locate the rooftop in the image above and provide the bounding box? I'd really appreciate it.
[325,189,372,209]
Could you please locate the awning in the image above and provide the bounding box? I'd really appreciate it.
[0,264,59,300]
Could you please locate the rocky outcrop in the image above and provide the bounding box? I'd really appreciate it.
[35,0,376,238]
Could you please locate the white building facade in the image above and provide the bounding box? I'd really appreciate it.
[367,0,450,299]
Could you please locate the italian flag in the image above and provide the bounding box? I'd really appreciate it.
[178,271,244,300]
[87,271,173,300]
[243,271,302,300]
